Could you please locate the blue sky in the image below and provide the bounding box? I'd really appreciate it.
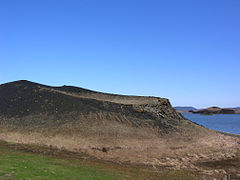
[1,0,239,108]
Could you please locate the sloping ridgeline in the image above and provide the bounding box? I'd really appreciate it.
[0,80,196,134]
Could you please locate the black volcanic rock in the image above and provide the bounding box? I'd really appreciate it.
[0,80,201,134]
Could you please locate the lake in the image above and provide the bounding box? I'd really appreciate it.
[182,113,240,135]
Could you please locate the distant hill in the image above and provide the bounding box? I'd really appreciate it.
[174,106,197,112]
[192,107,240,115]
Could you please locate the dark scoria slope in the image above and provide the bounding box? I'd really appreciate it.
[0,80,195,133]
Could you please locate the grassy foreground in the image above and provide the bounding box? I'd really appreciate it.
[0,141,202,180]
[0,143,119,179]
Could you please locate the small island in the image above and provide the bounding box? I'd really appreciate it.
[190,107,240,115]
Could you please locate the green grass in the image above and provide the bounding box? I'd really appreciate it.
[0,141,203,180]
[0,144,120,179]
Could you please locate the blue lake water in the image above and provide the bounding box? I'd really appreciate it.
[182,113,240,135]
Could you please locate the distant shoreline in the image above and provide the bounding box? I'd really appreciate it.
[190,107,240,115]
[175,106,240,115]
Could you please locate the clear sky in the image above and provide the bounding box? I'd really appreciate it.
[1,0,239,108]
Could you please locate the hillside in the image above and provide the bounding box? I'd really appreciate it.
[0,80,194,132]
[191,107,240,115]
[0,80,239,176]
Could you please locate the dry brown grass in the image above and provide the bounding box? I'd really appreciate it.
[1,120,239,177]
